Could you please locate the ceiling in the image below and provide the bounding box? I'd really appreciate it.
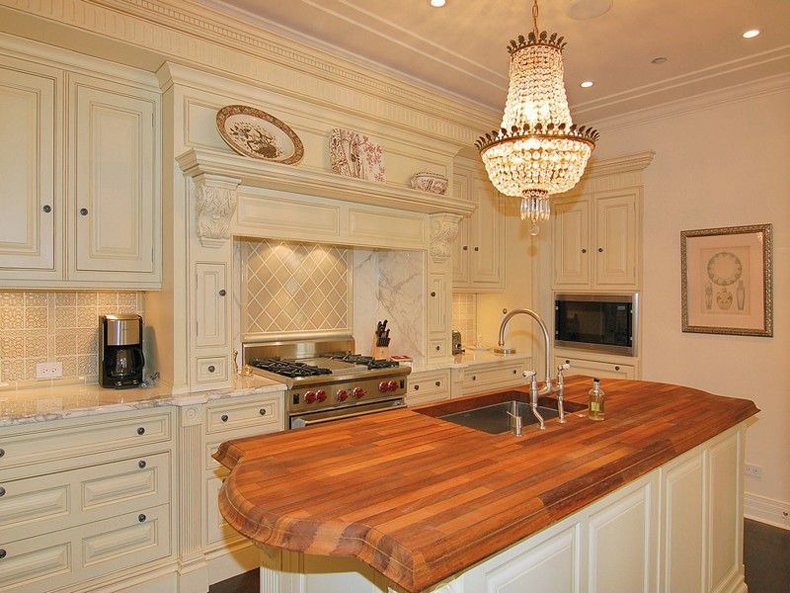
[201,0,790,122]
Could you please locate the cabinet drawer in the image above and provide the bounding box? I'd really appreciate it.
[0,504,170,593]
[195,355,228,384]
[205,394,283,435]
[557,356,636,380]
[462,361,527,395]
[428,338,447,358]
[0,452,170,542]
[407,370,451,403]
[0,412,171,470]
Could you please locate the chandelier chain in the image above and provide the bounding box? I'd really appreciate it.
[532,0,540,37]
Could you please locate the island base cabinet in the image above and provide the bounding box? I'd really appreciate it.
[249,424,745,593]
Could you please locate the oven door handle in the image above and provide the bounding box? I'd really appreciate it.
[293,401,406,427]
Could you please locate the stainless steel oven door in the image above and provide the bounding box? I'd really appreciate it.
[289,396,406,429]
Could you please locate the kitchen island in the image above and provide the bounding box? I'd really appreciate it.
[214,377,758,593]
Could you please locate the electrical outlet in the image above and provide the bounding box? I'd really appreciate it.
[36,362,62,380]
[744,464,763,479]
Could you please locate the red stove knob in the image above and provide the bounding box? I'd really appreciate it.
[316,389,327,402]
[379,381,389,393]
[387,380,399,392]
[336,389,349,402]
[353,387,365,399]
[304,391,317,404]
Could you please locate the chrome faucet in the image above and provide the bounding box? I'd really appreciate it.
[494,308,571,428]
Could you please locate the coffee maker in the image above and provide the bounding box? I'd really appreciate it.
[100,314,144,389]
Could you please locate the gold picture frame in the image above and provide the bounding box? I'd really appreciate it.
[681,224,773,337]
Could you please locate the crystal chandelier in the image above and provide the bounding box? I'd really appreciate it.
[476,0,598,235]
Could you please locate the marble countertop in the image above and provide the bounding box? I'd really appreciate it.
[410,349,529,374]
[0,375,286,427]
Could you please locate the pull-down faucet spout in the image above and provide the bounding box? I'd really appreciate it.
[494,308,552,387]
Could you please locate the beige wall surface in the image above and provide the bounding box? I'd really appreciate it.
[594,87,790,512]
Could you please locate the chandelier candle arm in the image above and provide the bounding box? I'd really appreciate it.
[476,0,598,234]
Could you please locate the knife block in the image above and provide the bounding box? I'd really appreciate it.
[371,346,390,360]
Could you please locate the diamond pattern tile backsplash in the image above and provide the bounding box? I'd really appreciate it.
[0,291,144,382]
[243,239,351,338]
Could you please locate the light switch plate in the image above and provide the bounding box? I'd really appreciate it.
[36,362,63,380]
[744,464,763,479]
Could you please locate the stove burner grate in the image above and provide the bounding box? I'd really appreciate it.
[250,359,333,378]
[328,353,400,370]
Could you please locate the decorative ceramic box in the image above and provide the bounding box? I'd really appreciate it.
[410,170,448,195]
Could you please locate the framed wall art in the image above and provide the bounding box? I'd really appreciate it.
[681,223,773,337]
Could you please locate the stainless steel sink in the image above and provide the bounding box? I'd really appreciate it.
[438,400,561,435]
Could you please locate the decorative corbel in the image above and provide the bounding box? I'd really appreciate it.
[429,213,462,264]
[194,173,241,248]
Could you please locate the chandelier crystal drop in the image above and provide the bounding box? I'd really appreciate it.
[476,0,598,235]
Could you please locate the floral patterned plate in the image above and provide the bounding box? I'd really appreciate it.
[216,105,304,165]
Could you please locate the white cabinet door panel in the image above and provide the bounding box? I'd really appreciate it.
[553,198,590,287]
[469,176,503,285]
[0,66,57,272]
[708,431,741,591]
[594,191,637,287]
[72,77,156,275]
[195,263,228,349]
[451,172,470,284]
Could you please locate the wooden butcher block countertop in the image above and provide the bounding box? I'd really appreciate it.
[214,377,758,592]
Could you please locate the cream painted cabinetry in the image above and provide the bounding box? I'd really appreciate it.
[406,369,452,406]
[258,424,746,593]
[0,61,59,279]
[552,189,639,290]
[461,358,529,396]
[0,48,161,289]
[555,355,637,380]
[0,408,176,593]
[452,157,505,292]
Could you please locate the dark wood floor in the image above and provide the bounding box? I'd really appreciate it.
[209,518,790,593]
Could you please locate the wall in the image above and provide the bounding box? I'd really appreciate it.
[593,83,790,524]
[0,290,145,383]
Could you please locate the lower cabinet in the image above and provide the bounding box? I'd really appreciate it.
[406,369,451,406]
[556,355,637,380]
[461,359,528,396]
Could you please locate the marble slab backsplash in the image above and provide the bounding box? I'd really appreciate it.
[0,291,145,383]
[353,250,425,361]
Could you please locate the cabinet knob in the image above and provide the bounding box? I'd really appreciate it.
[0,486,5,497]
[208,365,216,373]
[435,345,441,351]
[137,427,145,435]
[221,414,229,422]
[0,549,6,560]
[598,247,604,253]
[615,366,620,371]
[42,204,52,213]
[581,248,587,253]
[0,448,4,458]
[138,514,146,523]
[435,381,441,387]
[80,208,89,216]
[513,369,517,374]
[462,245,468,251]
[565,359,570,364]
[413,384,420,391]
[138,460,146,469]
[259,408,267,416]
[474,246,479,252]
[219,289,226,296]
[430,291,436,297]
[472,375,477,381]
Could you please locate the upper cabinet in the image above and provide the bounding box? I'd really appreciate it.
[0,53,161,289]
[552,188,640,290]
[69,75,159,283]
[0,62,60,280]
[452,159,505,292]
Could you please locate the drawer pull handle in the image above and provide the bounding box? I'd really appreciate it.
[581,248,587,253]
[208,365,216,373]
[435,345,441,351]
[259,408,267,416]
[138,460,146,469]
[0,549,6,560]
[0,486,5,497]
[80,207,89,216]
[474,246,479,252]
[615,366,620,371]
[219,289,227,297]
[598,247,604,253]
[463,245,468,251]
[221,414,229,422]
[413,384,420,391]
[138,514,146,523]
[565,359,570,364]
[513,369,517,374]
[137,427,145,435]
[430,291,436,297]
[435,381,441,387]
[43,204,52,213]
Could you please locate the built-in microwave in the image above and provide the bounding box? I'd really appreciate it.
[554,293,637,356]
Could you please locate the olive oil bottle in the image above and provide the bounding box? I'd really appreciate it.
[588,378,606,421]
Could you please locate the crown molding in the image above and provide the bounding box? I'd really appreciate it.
[176,148,476,217]
[596,72,790,133]
[584,151,655,178]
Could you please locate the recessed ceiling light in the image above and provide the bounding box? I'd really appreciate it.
[580,81,594,88]
[651,57,668,65]
[742,29,760,39]
[429,0,446,6]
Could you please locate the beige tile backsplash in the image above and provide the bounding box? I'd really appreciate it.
[0,291,144,382]
[452,293,477,347]
[242,239,351,338]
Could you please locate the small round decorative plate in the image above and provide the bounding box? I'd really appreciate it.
[706,251,743,286]
[216,105,304,165]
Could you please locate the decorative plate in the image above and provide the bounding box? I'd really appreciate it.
[216,105,304,165]
[706,251,743,286]
[410,170,448,195]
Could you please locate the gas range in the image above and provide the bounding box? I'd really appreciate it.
[243,338,410,428]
